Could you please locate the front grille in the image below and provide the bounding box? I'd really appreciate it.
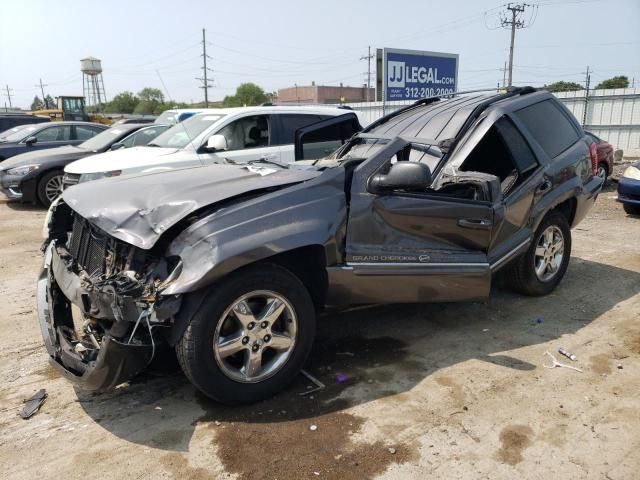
[68,215,109,276]
[63,173,80,190]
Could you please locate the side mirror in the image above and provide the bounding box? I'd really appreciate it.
[205,134,228,152]
[110,142,124,151]
[25,136,37,146]
[369,162,432,193]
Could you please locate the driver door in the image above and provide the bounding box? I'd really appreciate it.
[343,137,502,304]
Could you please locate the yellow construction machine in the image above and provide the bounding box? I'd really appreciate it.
[32,96,111,125]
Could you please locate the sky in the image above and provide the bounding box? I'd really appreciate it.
[1,0,639,109]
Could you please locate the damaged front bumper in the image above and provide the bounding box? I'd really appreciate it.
[37,242,155,390]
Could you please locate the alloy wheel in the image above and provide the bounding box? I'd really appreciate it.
[45,175,64,203]
[533,225,565,282]
[213,290,297,383]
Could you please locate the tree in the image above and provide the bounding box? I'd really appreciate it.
[545,81,584,93]
[44,94,55,109]
[134,87,165,115]
[30,96,45,111]
[595,76,629,90]
[223,83,268,107]
[105,91,139,114]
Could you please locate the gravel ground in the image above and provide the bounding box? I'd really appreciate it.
[0,183,638,480]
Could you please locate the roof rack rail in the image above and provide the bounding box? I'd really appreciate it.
[364,85,537,133]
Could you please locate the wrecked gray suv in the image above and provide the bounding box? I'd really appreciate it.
[38,88,602,404]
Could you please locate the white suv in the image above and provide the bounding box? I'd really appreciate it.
[64,106,364,185]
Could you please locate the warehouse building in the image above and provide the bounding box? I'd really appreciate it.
[277,82,375,104]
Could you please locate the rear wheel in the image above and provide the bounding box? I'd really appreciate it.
[176,264,316,404]
[623,203,640,215]
[507,211,572,296]
[37,169,64,207]
[596,162,608,183]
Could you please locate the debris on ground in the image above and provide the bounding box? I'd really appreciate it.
[335,373,347,383]
[531,317,544,325]
[558,347,577,361]
[336,351,355,357]
[543,351,583,373]
[617,363,623,370]
[299,370,326,396]
[309,425,318,431]
[388,447,397,454]
[19,389,47,419]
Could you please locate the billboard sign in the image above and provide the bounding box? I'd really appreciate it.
[379,48,458,101]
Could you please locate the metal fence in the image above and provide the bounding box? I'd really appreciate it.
[342,88,640,153]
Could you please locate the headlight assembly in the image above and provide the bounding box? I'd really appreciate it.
[6,164,39,176]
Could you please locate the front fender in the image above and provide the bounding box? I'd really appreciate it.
[161,169,347,295]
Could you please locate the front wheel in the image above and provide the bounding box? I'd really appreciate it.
[37,169,64,207]
[507,211,572,296]
[176,264,316,404]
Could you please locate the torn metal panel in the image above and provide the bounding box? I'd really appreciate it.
[62,163,321,250]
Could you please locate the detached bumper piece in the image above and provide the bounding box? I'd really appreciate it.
[37,243,154,391]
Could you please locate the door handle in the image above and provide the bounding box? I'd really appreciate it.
[536,179,552,194]
[458,218,492,230]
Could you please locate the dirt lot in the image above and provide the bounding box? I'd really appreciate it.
[0,184,639,480]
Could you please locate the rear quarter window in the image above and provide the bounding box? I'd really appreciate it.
[514,100,580,158]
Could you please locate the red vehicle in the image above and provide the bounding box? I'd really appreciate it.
[586,131,614,182]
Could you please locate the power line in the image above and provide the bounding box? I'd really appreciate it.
[360,46,374,102]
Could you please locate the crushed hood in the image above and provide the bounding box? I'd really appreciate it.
[62,163,321,250]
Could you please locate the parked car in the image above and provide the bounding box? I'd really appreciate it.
[0,121,107,161]
[0,113,49,134]
[585,131,614,182]
[63,106,364,185]
[617,160,640,215]
[0,123,168,206]
[39,87,602,403]
[155,108,208,125]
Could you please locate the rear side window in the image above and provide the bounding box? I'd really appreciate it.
[514,100,579,158]
[495,117,538,174]
[274,114,323,145]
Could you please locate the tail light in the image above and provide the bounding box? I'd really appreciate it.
[588,142,598,176]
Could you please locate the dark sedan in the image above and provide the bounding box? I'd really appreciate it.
[0,123,168,206]
[0,121,107,161]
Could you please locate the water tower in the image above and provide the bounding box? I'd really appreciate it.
[81,57,107,110]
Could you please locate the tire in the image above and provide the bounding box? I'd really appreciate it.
[176,263,316,404]
[37,169,64,207]
[596,162,608,183]
[623,203,640,215]
[507,211,572,296]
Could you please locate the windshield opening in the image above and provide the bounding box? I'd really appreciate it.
[149,114,224,149]
[79,127,130,151]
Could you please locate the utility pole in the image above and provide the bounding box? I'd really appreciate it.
[500,3,531,87]
[4,85,13,110]
[195,28,213,107]
[582,66,591,127]
[502,61,507,88]
[35,78,49,108]
[360,46,374,102]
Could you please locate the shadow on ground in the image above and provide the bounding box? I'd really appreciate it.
[75,257,639,473]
